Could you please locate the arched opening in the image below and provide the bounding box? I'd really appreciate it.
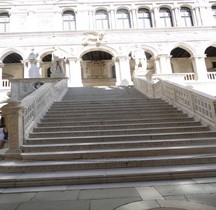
[170,47,193,73]
[81,50,115,86]
[129,48,154,80]
[205,46,216,72]
[2,53,23,79]
[41,54,52,78]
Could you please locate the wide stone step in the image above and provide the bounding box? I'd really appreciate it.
[20,144,216,161]
[26,131,216,145]
[34,121,201,132]
[22,137,216,152]
[38,117,196,127]
[41,112,188,121]
[47,106,177,114]
[29,126,209,138]
[1,163,216,187]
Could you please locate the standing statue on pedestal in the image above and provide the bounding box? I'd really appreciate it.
[132,46,147,74]
[26,48,40,78]
[50,47,65,78]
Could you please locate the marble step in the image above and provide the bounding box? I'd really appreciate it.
[38,117,196,127]
[41,112,188,122]
[34,121,202,132]
[22,137,216,152]
[2,154,216,174]
[47,106,177,114]
[29,126,209,138]
[20,144,216,161]
[2,163,216,188]
[26,131,216,145]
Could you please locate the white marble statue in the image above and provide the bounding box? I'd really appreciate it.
[132,46,147,72]
[50,47,65,77]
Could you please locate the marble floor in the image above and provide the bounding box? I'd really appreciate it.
[0,178,216,210]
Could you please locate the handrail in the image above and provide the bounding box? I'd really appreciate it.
[1,78,68,157]
[134,77,216,128]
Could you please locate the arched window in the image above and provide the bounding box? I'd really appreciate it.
[138,8,152,28]
[212,6,216,22]
[62,10,76,31]
[159,8,173,27]
[180,7,193,26]
[95,10,110,30]
[116,9,131,29]
[0,12,9,32]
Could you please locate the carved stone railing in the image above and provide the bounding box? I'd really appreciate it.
[134,77,216,128]
[2,79,11,88]
[207,72,216,80]
[184,73,195,81]
[1,78,68,158]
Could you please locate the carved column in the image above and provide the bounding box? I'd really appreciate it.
[173,6,180,27]
[191,54,208,81]
[109,6,116,29]
[67,57,83,87]
[193,6,201,26]
[115,55,133,86]
[131,6,138,28]
[1,102,23,159]
[157,54,173,74]
[88,9,94,29]
[152,6,160,27]
[0,61,4,88]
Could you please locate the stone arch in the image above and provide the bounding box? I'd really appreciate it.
[1,49,24,79]
[204,45,216,73]
[80,47,116,86]
[170,46,194,74]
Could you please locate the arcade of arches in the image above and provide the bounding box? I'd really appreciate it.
[1,46,216,87]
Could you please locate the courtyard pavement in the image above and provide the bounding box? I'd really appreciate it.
[0,177,216,210]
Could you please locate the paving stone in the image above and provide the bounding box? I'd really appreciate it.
[31,190,80,201]
[115,200,159,210]
[157,200,216,210]
[16,200,90,210]
[155,184,216,196]
[0,203,21,210]
[90,197,142,210]
[135,186,164,200]
[78,187,140,199]
[185,193,216,207]
[0,192,35,203]
[163,195,187,201]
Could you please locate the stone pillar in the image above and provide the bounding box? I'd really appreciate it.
[131,6,138,28]
[67,57,83,87]
[0,61,4,88]
[193,7,201,26]
[88,10,94,29]
[109,6,116,29]
[115,55,133,86]
[157,54,173,74]
[1,102,23,159]
[152,6,160,27]
[191,54,208,81]
[173,6,180,27]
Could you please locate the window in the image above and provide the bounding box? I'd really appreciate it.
[95,10,110,30]
[0,12,9,32]
[159,8,173,27]
[180,7,193,26]
[63,11,76,31]
[116,9,131,29]
[138,8,152,28]
[212,6,216,22]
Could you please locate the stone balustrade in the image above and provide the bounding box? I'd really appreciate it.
[134,77,216,128]
[1,78,68,159]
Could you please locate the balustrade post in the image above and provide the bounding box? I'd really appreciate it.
[1,102,23,159]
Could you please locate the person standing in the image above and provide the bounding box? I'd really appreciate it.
[0,124,8,149]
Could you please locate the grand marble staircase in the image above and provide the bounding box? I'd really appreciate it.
[1,86,216,188]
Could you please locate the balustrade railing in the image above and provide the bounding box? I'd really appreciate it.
[2,79,10,88]
[134,77,216,128]
[1,78,68,157]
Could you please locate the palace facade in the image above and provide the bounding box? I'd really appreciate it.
[0,0,216,91]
